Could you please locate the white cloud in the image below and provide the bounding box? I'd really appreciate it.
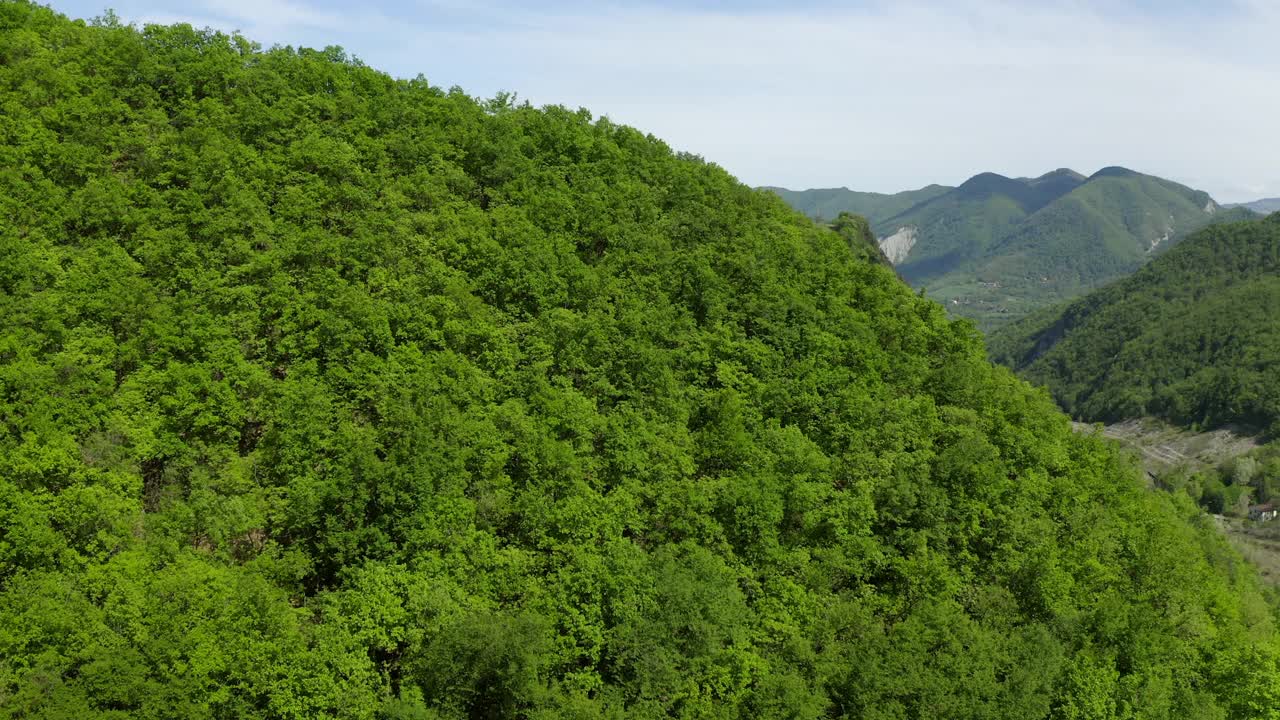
[198,0,351,30]
[131,0,394,42]
[133,11,225,28]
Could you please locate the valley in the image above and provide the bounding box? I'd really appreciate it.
[1075,418,1260,478]
[1080,417,1280,588]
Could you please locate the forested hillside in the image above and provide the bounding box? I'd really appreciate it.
[990,214,1280,431]
[989,212,1280,542]
[2,4,1279,719]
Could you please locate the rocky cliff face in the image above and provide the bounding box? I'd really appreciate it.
[878,225,918,264]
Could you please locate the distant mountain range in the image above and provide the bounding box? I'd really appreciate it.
[768,169,1257,331]
[1227,198,1280,214]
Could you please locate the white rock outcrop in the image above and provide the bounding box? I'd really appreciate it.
[878,226,918,265]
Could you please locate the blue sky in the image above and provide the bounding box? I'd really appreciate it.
[48,0,1280,202]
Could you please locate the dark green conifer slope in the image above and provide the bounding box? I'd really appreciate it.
[1,4,1278,718]
[990,214,1280,432]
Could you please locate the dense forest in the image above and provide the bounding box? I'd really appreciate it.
[2,4,1279,718]
[990,214,1280,433]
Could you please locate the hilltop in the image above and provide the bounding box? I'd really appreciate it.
[1,4,1277,718]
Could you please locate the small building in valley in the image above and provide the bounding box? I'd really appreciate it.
[1248,502,1279,522]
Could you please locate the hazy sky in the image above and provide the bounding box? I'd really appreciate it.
[50,0,1280,202]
